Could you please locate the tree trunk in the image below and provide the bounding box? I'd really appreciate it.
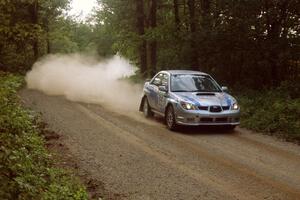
[187,0,198,69]
[174,0,180,30]
[200,0,210,28]
[45,20,51,54]
[149,0,157,76]
[30,0,39,61]
[136,0,147,77]
[264,0,289,86]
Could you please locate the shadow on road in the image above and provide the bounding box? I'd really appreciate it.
[175,125,238,135]
[150,114,238,135]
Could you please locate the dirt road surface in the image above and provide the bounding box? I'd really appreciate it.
[20,89,300,200]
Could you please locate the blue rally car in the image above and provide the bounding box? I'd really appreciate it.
[139,70,240,130]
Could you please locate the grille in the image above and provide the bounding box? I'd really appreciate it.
[198,106,209,111]
[209,106,222,112]
[215,117,228,123]
[222,106,230,110]
[200,118,213,123]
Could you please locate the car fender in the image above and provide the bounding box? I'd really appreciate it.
[163,93,179,116]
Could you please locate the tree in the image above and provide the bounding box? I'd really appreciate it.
[136,0,147,77]
[0,0,70,72]
[149,0,157,76]
[187,0,198,69]
[173,0,180,31]
[94,0,299,88]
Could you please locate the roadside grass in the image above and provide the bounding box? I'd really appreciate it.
[235,83,300,142]
[0,72,88,200]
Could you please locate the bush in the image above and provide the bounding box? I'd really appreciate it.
[0,73,88,200]
[236,84,300,141]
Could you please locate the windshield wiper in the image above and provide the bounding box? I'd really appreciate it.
[172,90,191,92]
[194,90,221,93]
[172,90,209,92]
[196,92,216,96]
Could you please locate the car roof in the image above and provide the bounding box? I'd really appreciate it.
[161,70,208,76]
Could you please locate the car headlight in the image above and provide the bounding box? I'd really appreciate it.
[180,101,197,110]
[232,103,239,110]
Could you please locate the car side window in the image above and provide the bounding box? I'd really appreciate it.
[161,74,169,87]
[151,73,163,86]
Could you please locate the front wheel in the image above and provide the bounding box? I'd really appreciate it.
[165,105,177,131]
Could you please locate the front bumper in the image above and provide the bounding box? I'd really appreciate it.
[175,106,240,126]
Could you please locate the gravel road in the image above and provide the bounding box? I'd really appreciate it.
[20,89,300,200]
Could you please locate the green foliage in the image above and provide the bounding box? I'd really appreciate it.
[0,0,70,72]
[0,73,88,200]
[94,0,143,62]
[94,0,300,87]
[48,16,81,53]
[124,73,145,84]
[237,84,300,141]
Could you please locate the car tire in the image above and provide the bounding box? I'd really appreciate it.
[142,97,153,118]
[165,105,177,131]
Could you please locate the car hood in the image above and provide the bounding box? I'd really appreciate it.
[173,92,236,107]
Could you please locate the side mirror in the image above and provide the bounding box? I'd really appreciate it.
[221,86,228,92]
[158,85,168,92]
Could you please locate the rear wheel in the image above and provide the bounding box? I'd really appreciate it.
[165,105,177,131]
[143,97,153,118]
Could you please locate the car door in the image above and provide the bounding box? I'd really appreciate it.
[148,73,163,110]
[157,73,169,113]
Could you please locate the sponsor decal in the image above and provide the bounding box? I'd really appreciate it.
[224,94,232,106]
[182,96,201,106]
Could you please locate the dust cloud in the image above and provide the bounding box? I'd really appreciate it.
[25,54,143,112]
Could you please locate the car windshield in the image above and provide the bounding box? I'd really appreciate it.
[171,74,221,92]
